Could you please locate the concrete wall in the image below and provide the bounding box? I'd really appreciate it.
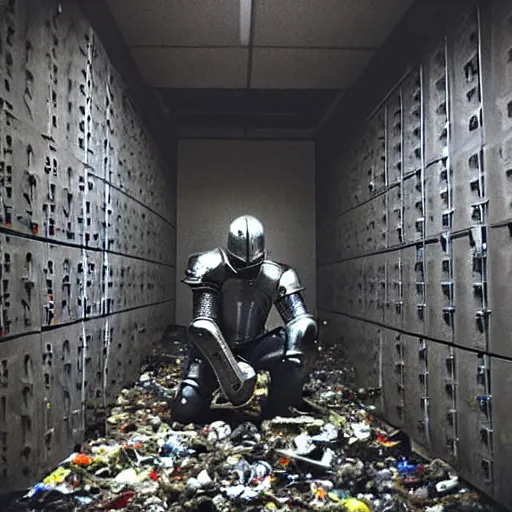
[0,0,176,491]
[176,140,316,328]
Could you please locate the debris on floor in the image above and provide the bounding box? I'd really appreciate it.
[7,345,497,511]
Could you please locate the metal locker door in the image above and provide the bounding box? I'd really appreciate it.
[385,251,404,330]
[402,69,423,180]
[452,148,487,233]
[425,159,453,239]
[423,39,449,167]
[426,341,458,467]
[0,117,45,238]
[387,185,404,248]
[425,240,454,343]
[0,234,43,338]
[453,231,489,352]
[358,322,381,391]
[41,325,84,475]
[381,328,406,429]
[402,246,426,337]
[403,173,425,245]
[488,224,512,358]
[455,349,493,497]
[403,335,430,450]
[447,5,483,157]
[0,335,45,492]
[490,356,512,509]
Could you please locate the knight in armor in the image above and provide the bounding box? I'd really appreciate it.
[172,215,318,424]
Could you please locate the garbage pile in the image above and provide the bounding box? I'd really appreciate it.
[9,346,496,511]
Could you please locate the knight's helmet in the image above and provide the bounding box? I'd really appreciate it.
[227,215,265,268]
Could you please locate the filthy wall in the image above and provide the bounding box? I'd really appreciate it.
[176,140,316,329]
[316,1,512,508]
[0,0,176,492]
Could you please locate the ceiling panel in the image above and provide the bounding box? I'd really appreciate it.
[107,0,240,47]
[246,128,313,139]
[249,113,317,130]
[177,112,245,129]
[251,48,375,89]
[253,0,415,48]
[177,126,246,139]
[249,89,339,114]
[132,48,249,88]
[159,89,247,113]
[159,88,340,116]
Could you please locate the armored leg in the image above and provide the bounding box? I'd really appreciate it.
[172,347,218,425]
[187,317,257,406]
[241,328,309,418]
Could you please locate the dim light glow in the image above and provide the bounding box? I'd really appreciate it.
[240,0,252,46]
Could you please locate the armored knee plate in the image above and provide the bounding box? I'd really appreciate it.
[187,317,257,406]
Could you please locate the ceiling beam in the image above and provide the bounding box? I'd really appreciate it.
[128,45,379,51]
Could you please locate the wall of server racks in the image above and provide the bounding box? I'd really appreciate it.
[316,1,512,507]
[0,0,177,492]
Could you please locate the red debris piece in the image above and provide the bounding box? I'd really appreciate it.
[104,491,136,510]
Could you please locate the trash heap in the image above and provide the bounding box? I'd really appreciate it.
[9,347,496,511]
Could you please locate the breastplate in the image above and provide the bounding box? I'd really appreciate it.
[221,278,273,346]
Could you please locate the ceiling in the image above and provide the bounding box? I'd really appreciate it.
[106,0,415,139]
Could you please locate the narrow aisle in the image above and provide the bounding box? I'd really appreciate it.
[7,344,498,512]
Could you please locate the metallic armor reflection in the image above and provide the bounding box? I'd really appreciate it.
[173,215,318,424]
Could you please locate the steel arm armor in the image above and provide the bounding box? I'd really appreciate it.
[275,268,318,366]
[183,250,256,405]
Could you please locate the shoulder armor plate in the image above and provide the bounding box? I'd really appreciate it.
[183,248,227,287]
[277,267,305,298]
[256,260,285,299]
